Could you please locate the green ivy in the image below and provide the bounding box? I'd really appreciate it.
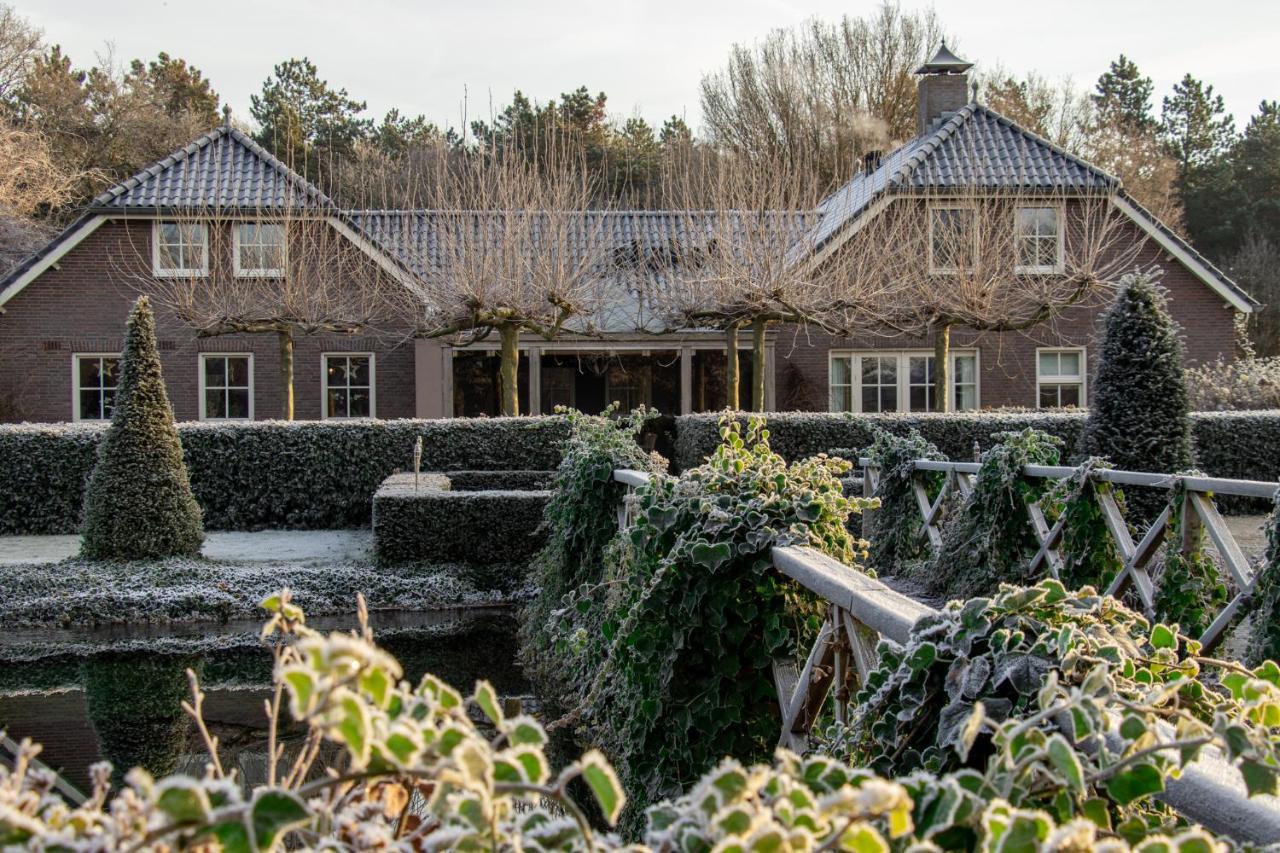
[1039,457,1127,591]
[519,406,664,709]
[554,417,872,833]
[858,428,946,577]
[920,429,1063,598]
[1247,490,1280,667]
[819,580,1280,842]
[1154,476,1230,638]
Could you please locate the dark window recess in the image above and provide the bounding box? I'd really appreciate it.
[452,351,531,417]
[538,351,680,416]
[691,349,754,412]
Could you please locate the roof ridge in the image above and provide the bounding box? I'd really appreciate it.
[889,104,977,187]
[92,125,229,206]
[223,127,335,207]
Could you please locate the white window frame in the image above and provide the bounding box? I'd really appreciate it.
[233,222,286,278]
[71,353,121,422]
[928,202,979,274]
[152,221,208,277]
[198,353,255,421]
[1014,205,1065,275]
[321,352,376,419]
[1035,346,1087,408]
[829,349,981,413]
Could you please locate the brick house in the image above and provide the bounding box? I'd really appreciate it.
[0,47,1254,424]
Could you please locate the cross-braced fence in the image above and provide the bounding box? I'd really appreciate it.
[858,458,1277,652]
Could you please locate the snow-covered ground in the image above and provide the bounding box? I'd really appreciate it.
[0,529,373,565]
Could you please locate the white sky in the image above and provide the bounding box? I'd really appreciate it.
[20,0,1280,135]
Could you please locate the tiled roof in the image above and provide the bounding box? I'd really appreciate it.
[91,125,333,211]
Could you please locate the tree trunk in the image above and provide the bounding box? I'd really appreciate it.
[279,329,294,421]
[725,324,740,410]
[751,317,767,413]
[499,324,520,417]
[933,323,951,414]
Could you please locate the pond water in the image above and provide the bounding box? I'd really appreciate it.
[0,605,528,797]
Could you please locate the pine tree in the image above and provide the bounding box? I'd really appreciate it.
[1093,55,1155,131]
[80,296,203,560]
[1077,272,1193,518]
[1161,74,1239,259]
[1234,101,1280,250]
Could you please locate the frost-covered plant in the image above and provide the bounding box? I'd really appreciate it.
[1188,356,1280,411]
[81,295,203,560]
[860,428,946,576]
[820,580,1280,841]
[1077,272,1193,520]
[920,428,1063,598]
[1039,457,1127,591]
[520,407,665,709]
[557,417,873,832]
[1246,489,1280,667]
[1154,475,1230,639]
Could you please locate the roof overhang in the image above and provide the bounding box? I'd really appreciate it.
[0,214,106,311]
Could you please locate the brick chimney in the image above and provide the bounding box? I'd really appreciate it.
[915,43,973,135]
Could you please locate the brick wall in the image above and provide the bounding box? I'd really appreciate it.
[0,219,418,423]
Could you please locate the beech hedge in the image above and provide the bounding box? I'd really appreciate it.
[673,411,1280,490]
[0,417,568,534]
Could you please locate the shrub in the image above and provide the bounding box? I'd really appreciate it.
[80,296,203,560]
[1188,356,1280,410]
[519,408,665,709]
[821,580,1280,840]
[917,428,1063,598]
[1153,475,1231,638]
[1077,272,1193,518]
[559,418,872,831]
[1039,457,1127,590]
[858,428,946,576]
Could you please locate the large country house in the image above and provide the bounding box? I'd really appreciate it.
[0,48,1255,423]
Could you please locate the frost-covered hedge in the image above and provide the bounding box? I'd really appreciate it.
[0,417,568,534]
[373,473,550,564]
[445,470,554,491]
[673,411,1280,488]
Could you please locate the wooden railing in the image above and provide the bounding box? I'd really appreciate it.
[608,467,1280,843]
[857,458,1277,652]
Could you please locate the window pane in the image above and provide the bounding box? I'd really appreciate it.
[79,357,100,385]
[1059,384,1081,407]
[1038,352,1058,376]
[861,386,880,413]
[206,389,226,418]
[861,357,879,384]
[328,389,347,418]
[1039,386,1058,408]
[102,358,120,386]
[1059,351,1080,377]
[350,357,371,386]
[876,358,896,384]
[953,355,976,383]
[204,356,226,386]
[80,389,101,420]
[909,386,929,411]
[227,389,250,418]
[955,383,977,411]
[348,390,371,417]
[102,389,117,418]
[227,356,249,386]
[880,386,898,412]
[831,356,850,386]
[909,356,931,385]
[831,385,851,412]
[327,358,345,385]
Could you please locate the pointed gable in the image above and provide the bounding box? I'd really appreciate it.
[92,125,332,211]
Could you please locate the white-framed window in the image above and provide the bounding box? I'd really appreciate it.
[322,353,375,419]
[1037,347,1085,408]
[1015,206,1063,273]
[830,350,979,413]
[234,223,285,277]
[199,353,254,420]
[72,354,121,421]
[152,221,208,276]
[928,204,977,273]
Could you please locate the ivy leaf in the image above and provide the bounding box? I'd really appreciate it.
[1241,759,1280,797]
[473,681,503,726]
[579,750,626,825]
[1046,735,1085,793]
[1151,624,1178,650]
[691,541,732,570]
[155,778,212,825]
[1105,763,1164,805]
[210,820,252,853]
[248,790,311,851]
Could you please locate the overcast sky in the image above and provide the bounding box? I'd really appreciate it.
[22,0,1280,135]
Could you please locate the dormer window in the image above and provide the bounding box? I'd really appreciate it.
[153,221,208,276]
[1016,206,1063,273]
[929,205,976,273]
[234,223,286,277]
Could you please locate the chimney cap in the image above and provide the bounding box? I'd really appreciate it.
[915,42,973,75]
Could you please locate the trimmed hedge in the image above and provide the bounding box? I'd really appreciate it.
[373,473,550,564]
[0,417,567,534]
[673,411,1280,490]
[446,470,555,491]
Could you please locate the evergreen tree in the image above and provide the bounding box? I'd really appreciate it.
[80,296,203,560]
[250,57,371,184]
[1093,54,1155,131]
[1233,101,1280,251]
[1077,272,1193,518]
[1161,74,1239,259]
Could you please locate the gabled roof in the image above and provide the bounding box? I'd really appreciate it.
[91,124,333,212]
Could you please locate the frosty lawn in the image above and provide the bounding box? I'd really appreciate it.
[0,528,373,565]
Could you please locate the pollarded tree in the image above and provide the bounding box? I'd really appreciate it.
[1076,270,1193,492]
[411,142,614,416]
[81,295,203,560]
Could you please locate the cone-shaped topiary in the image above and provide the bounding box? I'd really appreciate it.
[80,296,203,559]
[1077,271,1193,519]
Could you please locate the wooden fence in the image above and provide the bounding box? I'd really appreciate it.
[608,466,1280,843]
[857,458,1277,652]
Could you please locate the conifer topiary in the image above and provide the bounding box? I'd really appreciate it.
[80,296,203,559]
[1077,271,1193,518]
